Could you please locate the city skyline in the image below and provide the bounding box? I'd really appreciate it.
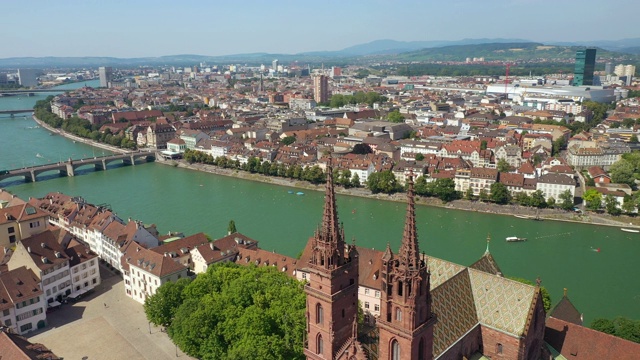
[3,0,640,58]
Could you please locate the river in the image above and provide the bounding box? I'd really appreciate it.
[1,80,638,326]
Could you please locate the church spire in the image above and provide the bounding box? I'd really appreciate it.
[397,172,421,271]
[310,161,346,270]
[485,233,491,254]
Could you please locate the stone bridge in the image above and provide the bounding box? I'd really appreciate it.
[0,151,156,184]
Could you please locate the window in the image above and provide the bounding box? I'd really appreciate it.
[365,302,370,309]
[496,343,503,354]
[375,290,380,298]
[7,226,14,234]
[73,268,78,274]
[364,288,370,295]
[391,340,400,360]
[5,319,11,326]
[375,304,380,312]
[20,323,33,332]
[317,334,323,355]
[9,235,16,243]
[92,278,97,284]
[395,308,402,321]
[316,303,323,324]
[2,309,9,316]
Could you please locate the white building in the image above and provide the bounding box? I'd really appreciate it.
[121,245,189,304]
[66,243,101,299]
[536,173,576,202]
[0,266,47,335]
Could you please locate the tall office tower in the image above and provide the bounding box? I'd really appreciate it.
[615,64,636,77]
[573,48,596,86]
[605,62,613,75]
[272,59,279,72]
[17,69,39,87]
[313,74,329,104]
[98,67,113,88]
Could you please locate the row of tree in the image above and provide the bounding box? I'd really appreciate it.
[144,263,306,359]
[590,316,640,344]
[326,91,386,108]
[33,97,137,149]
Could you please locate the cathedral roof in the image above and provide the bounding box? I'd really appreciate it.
[469,251,502,276]
[548,291,583,326]
[427,256,466,289]
[431,268,478,357]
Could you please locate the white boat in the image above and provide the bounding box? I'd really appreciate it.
[506,236,527,242]
[621,228,639,233]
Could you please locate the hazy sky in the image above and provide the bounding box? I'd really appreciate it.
[3,0,639,58]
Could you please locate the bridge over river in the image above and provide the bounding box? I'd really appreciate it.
[0,151,156,184]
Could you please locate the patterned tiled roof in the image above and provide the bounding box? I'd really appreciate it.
[431,268,478,357]
[469,252,502,276]
[427,256,466,289]
[468,269,536,336]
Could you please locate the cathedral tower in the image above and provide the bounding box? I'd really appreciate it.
[378,174,435,360]
[304,163,360,360]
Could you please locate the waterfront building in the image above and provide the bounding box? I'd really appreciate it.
[146,123,176,149]
[0,266,47,335]
[8,231,71,306]
[536,173,576,202]
[314,75,329,104]
[573,49,596,86]
[150,232,209,270]
[98,66,113,88]
[120,243,189,304]
[565,142,630,169]
[0,203,48,248]
[66,242,101,298]
[17,69,38,87]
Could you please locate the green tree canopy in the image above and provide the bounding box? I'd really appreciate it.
[159,263,306,360]
[583,189,603,211]
[367,170,399,194]
[490,182,511,204]
[496,158,511,173]
[559,189,575,211]
[609,159,636,186]
[604,194,622,215]
[281,136,296,146]
[352,143,373,155]
[591,317,640,344]
[228,220,237,234]
[144,278,192,327]
[415,153,425,161]
[387,110,405,123]
[432,178,458,202]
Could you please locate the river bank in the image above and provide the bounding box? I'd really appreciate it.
[155,157,640,229]
[32,115,126,154]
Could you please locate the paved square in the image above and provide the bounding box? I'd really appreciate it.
[28,265,192,360]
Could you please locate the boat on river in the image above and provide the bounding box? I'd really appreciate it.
[506,236,527,242]
[620,228,639,233]
[296,192,304,195]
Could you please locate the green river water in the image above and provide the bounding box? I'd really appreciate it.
[1,80,638,326]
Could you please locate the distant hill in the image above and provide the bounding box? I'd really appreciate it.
[1,38,639,68]
[547,38,640,54]
[394,42,636,62]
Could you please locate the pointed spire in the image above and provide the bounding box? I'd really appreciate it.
[321,161,342,248]
[398,171,421,271]
[382,242,393,262]
[485,233,491,254]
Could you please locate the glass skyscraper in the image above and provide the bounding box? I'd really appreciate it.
[573,48,596,86]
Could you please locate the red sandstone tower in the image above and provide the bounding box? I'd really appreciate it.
[378,174,436,360]
[304,163,359,360]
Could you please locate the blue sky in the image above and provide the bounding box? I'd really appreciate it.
[3,0,639,58]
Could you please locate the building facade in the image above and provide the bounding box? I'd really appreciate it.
[99,66,113,88]
[573,49,596,86]
[314,75,329,104]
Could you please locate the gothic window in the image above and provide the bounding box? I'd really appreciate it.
[398,281,403,296]
[391,340,400,360]
[418,338,425,360]
[317,334,324,355]
[496,343,503,354]
[316,303,324,324]
[395,308,402,321]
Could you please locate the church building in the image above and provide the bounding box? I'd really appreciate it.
[297,166,546,359]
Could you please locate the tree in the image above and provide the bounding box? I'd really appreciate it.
[559,190,575,211]
[281,136,296,146]
[529,190,547,208]
[387,110,405,123]
[479,189,489,202]
[415,153,425,161]
[630,134,639,143]
[166,263,306,359]
[367,171,399,194]
[352,143,373,155]
[480,140,487,150]
[609,159,636,186]
[604,194,622,216]
[350,173,361,188]
[622,196,637,214]
[144,278,192,327]
[547,196,556,208]
[228,220,237,234]
[464,186,474,200]
[490,182,511,204]
[583,189,603,211]
[590,317,640,344]
[339,169,352,188]
[432,178,458,202]
[497,158,511,173]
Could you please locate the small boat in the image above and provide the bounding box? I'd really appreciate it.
[296,192,304,195]
[36,153,43,158]
[288,190,294,194]
[621,228,639,233]
[506,236,527,242]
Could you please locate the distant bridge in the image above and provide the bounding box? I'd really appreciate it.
[0,89,67,95]
[0,109,33,116]
[0,151,156,184]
